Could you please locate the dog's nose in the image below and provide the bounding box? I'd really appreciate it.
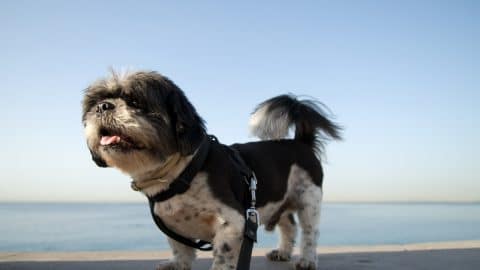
[96,101,115,114]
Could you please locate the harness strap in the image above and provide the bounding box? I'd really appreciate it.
[146,135,258,270]
[148,198,213,251]
[149,136,211,202]
[147,135,213,251]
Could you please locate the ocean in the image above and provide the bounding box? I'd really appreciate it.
[1,202,479,252]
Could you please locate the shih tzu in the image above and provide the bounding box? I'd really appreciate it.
[82,71,341,270]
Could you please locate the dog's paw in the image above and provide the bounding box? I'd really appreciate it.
[156,261,190,270]
[295,258,317,270]
[266,249,292,261]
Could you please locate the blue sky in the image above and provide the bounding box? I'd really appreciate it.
[0,0,478,202]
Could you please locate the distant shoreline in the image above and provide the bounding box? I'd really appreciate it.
[1,201,479,204]
[2,240,480,262]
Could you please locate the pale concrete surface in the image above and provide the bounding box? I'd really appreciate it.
[1,241,479,270]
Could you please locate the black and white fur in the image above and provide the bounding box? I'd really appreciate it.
[82,71,341,270]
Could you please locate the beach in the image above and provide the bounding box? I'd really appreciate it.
[2,240,479,269]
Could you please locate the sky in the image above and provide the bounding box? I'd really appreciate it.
[0,0,478,202]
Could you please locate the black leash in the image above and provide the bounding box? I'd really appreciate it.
[146,135,258,269]
[236,172,259,270]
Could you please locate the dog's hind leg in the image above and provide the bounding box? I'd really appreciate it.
[156,238,196,270]
[266,213,297,261]
[295,185,322,270]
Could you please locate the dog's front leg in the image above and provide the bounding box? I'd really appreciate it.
[210,221,244,270]
[157,238,196,270]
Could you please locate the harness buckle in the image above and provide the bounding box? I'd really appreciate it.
[244,207,259,243]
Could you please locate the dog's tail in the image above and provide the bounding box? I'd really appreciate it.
[249,94,342,153]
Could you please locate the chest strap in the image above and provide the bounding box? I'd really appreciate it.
[148,198,213,251]
[147,135,258,270]
[148,135,211,202]
[147,135,213,250]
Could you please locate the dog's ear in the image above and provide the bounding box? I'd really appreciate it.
[90,149,108,167]
[165,89,206,156]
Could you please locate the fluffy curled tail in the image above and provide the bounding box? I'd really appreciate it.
[249,94,342,153]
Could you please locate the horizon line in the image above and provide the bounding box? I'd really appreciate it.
[1,200,479,204]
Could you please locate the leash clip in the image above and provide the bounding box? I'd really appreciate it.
[246,173,259,224]
[249,173,257,208]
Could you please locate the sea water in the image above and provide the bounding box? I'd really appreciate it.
[0,202,479,252]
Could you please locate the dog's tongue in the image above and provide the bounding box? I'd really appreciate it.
[100,135,121,146]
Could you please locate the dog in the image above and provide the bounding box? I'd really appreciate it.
[82,71,341,270]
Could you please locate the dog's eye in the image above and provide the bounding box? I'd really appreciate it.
[128,99,150,113]
[126,97,139,108]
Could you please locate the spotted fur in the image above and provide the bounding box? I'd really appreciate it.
[82,71,341,270]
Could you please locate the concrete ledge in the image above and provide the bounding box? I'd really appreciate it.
[1,241,479,269]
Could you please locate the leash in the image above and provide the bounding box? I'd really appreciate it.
[236,173,259,270]
[225,146,259,269]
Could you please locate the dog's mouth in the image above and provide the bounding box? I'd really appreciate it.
[99,128,143,151]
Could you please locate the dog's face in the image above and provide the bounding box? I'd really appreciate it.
[82,71,205,176]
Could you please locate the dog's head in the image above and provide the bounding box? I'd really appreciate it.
[82,71,205,176]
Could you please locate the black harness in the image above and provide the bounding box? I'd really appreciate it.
[146,135,258,269]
